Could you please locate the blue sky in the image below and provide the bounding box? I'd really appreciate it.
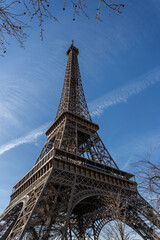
[0,0,160,237]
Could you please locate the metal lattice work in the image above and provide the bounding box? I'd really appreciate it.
[56,42,91,121]
[0,42,160,240]
[35,112,118,168]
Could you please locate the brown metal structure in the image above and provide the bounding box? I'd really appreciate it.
[0,42,160,240]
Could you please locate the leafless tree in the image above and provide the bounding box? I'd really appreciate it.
[0,0,124,55]
[100,194,136,240]
[134,152,160,212]
[101,220,135,240]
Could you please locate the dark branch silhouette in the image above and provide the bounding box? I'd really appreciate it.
[0,0,27,56]
[0,0,124,55]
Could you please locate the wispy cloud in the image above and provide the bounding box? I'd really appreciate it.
[0,123,50,156]
[89,66,160,117]
[1,66,160,156]
[113,130,160,171]
[0,78,41,129]
[0,49,64,129]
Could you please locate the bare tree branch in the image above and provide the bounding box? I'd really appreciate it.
[96,0,124,21]
[0,0,27,56]
[0,0,124,55]
[101,194,136,240]
[134,152,160,212]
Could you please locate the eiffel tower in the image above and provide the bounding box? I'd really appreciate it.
[0,42,160,240]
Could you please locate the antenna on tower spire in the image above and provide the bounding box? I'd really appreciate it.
[72,40,74,45]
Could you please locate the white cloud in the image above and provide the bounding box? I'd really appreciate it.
[89,66,160,117]
[0,123,50,156]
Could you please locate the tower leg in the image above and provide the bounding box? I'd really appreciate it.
[0,171,51,240]
[62,176,77,240]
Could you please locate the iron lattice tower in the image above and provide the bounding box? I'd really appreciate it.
[0,43,160,240]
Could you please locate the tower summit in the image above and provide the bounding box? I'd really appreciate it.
[56,41,91,121]
[0,43,160,240]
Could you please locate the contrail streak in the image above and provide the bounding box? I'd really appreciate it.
[0,123,50,156]
[1,67,160,156]
[89,66,160,117]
